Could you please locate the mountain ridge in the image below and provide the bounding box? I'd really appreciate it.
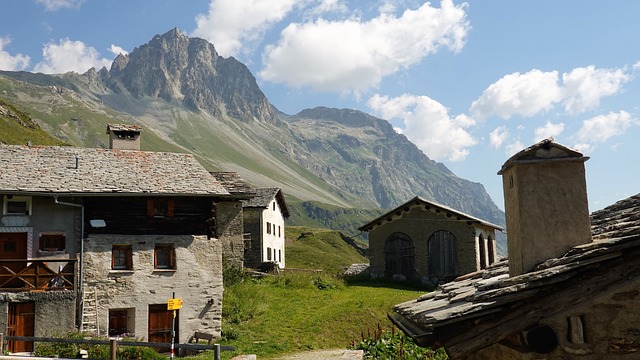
[0,28,505,248]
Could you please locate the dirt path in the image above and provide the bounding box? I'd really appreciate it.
[274,349,363,359]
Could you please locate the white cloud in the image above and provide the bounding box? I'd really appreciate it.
[309,0,348,15]
[469,69,562,120]
[108,44,128,56]
[36,0,84,11]
[33,38,111,74]
[572,111,635,151]
[260,0,469,94]
[0,36,30,71]
[192,0,299,57]
[489,126,509,148]
[534,121,564,142]
[562,66,629,114]
[505,140,525,157]
[368,93,476,162]
[470,65,630,120]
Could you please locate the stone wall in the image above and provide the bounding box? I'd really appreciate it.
[83,234,223,341]
[242,209,262,268]
[368,207,480,280]
[0,291,76,336]
[216,201,244,268]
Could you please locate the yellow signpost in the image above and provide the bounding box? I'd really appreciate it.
[167,298,183,310]
[168,295,182,359]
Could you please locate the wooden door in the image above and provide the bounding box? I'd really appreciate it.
[0,232,28,270]
[7,302,35,353]
[148,304,178,348]
[109,310,128,336]
[0,233,28,287]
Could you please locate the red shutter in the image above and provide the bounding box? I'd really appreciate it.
[147,199,154,217]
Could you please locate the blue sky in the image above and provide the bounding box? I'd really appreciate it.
[1,0,639,212]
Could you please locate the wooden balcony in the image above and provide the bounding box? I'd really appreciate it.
[0,259,76,291]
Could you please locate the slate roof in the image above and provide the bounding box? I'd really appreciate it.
[0,144,229,196]
[358,196,503,232]
[210,172,255,196]
[242,187,290,218]
[389,193,640,358]
[106,123,143,133]
[498,138,588,174]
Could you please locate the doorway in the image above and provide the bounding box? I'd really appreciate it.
[148,304,178,350]
[7,302,35,353]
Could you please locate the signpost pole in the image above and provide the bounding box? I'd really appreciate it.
[170,292,176,360]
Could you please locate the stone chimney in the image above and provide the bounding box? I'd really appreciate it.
[106,124,142,150]
[498,139,591,277]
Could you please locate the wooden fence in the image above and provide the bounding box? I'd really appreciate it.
[0,334,234,360]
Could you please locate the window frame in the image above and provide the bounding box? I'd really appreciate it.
[39,232,65,252]
[112,245,133,270]
[3,195,32,216]
[146,199,175,218]
[154,244,176,270]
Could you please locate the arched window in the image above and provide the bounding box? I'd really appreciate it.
[428,230,457,280]
[488,235,495,265]
[384,233,415,278]
[478,233,487,270]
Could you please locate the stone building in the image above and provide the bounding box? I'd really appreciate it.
[389,139,640,359]
[210,172,256,268]
[242,188,289,269]
[0,125,250,351]
[359,196,503,282]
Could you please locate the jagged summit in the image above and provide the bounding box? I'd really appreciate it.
[101,28,278,123]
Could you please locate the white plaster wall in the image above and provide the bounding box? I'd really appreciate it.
[262,199,286,268]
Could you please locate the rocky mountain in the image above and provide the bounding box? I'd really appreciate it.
[0,28,505,247]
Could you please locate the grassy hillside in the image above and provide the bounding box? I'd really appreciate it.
[0,98,67,146]
[284,226,368,274]
[212,227,433,359]
[219,274,427,359]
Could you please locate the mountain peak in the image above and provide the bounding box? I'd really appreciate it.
[101,29,277,123]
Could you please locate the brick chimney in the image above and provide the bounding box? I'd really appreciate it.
[498,139,591,277]
[106,124,142,150]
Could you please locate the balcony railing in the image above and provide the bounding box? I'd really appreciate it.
[0,259,76,291]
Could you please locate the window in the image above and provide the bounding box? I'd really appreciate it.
[154,244,176,269]
[278,226,281,238]
[278,250,281,263]
[39,233,65,252]
[3,195,31,215]
[147,199,175,218]
[109,309,130,336]
[112,245,133,270]
[266,222,271,234]
[267,247,272,261]
[273,202,276,211]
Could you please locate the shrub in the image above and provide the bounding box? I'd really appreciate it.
[34,332,166,360]
[351,324,448,360]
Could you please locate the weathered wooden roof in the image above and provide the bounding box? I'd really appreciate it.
[358,196,503,232]
[498,138,588,174]
[210,172,256,196]
[242,187,290,218]
[0,144,230,196]
[390,193,640,358]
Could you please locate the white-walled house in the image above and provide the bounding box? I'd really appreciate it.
[242,188,289,269]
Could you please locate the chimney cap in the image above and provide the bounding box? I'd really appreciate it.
[106,124,143,134]
[497,138,588,175]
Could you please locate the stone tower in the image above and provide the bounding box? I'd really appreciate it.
[498,139,592,277]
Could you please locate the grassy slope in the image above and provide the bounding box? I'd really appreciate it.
[212,227,429,359]
[284,226,367,274]
[0,99,67,146]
